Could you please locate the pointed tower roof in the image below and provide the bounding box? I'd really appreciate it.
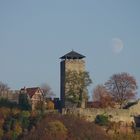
[60,50,85,59]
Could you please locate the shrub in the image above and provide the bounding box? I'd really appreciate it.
[0,107,11,119]
[11,108,21,116]
[46,101,54,110]
[45,120,67,140]
[95,114,109,126]
[13,121,22,136]
[21,111,30,118]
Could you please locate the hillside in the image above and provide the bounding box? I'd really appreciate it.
[21,113,108,140]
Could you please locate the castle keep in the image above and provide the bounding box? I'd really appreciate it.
[60,51,85,108]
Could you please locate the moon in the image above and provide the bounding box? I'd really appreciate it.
[111,38,124,53]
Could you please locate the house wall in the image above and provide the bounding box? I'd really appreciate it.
[31,91,43,110]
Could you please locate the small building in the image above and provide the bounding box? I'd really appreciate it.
[20,87,44,110]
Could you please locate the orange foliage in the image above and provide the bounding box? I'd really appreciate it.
[93,85,115,108]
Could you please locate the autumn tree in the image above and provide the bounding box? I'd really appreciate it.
[93,85,109,101]
[65,70,92,106]
[93,85,115,108]
[105,72,138,108]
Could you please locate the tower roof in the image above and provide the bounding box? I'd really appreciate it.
[60,51,85,59]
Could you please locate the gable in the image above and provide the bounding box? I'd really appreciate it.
[26,87,43,98]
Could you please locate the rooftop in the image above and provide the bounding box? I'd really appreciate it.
[20,87,42,98]
[60,50,85,60]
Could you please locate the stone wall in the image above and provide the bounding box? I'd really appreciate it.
[65,59,85,72]
[62,100,140,123]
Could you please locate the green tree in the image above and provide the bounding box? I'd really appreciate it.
[65,70,92,106]
[19,93,31,111]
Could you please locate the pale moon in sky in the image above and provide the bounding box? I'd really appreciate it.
[111,38,124,53]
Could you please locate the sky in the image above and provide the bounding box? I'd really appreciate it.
[0,0,140,99]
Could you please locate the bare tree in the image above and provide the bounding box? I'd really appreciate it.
[0,81,10,96]
[105,72,138,108]
[40,83,55,99]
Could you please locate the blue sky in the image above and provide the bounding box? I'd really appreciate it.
[0,0,140,99]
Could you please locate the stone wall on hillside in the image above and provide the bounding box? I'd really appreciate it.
[62,103,140,124]
[62,100,140,123]
[63,108,133,123]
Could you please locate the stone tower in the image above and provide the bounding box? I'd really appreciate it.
[60,50,85,108]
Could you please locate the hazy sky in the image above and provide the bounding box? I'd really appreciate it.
[0,0,140,99]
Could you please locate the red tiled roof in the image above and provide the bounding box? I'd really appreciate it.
[27,87,41,98]
[21,87,42,98]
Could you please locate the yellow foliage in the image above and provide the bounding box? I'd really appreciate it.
[46,120,67,140]
[47,101,54,110]
[11,108,21,115]
[21,111,30,118]
[47,120,67,132]
[14,122,22,136]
